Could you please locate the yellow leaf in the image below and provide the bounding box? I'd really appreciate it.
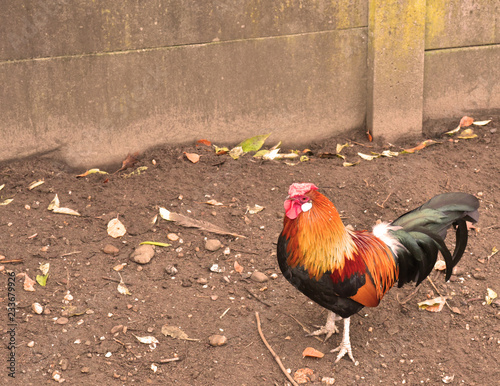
[358,152,378,161]
[336,142,349,153]
[343,161,360,167]
[457,128,478,139]
[0,198,13,206]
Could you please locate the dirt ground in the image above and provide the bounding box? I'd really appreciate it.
[1,118,499,385]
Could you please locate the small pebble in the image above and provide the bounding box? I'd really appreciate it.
[27,341,35,348]
[208,334,227,346]
[130,244,155,264]
[205,239,222,251]
[103,244,120,255]
[167,233,179,241]
[196,278,208,285]
[473,273,486,280]
[81,367,90,373]
[32,302,44,314]
[60,359,69,371]
[56,317,69,325]
[250,271,269,283]
[165,265,178,275]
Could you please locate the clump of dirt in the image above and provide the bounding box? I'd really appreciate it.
[1,119,499,385]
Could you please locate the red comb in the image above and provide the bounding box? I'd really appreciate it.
[288,183,318,197]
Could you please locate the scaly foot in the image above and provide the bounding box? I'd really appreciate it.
[331,317,357,365]
[307,311,341,341]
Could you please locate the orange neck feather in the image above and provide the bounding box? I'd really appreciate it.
[283,191,357,279]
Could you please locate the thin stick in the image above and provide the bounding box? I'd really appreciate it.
[376,192,392,209]
[102,276,133,285]
[61,251,82,257]
[427,276,453,311]
[255,312,299,386]
[0,259,24,264]
[397,285,422,305]
[158,357,181,364]
[287,314,323,342]
[245,288,272,307]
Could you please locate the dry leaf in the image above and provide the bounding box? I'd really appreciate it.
[115,152,139,173]
[229,146,244,160]
[0,198,13,206]
[76,168,108,178]
[47,194,60,211]
[234,261,243,274]
[486,288,497,305]
[402,139,438,154]
[184,152,200,163]
[366,131,373,142]
[343,161,360,167]
[117,273,132,295]
[459,116,474,127]
[53,207,81,216]
[417,296,446,312]
[107,218,126,238]
[214,145,229,155]
[473,119,491,126]
[134,335,159,345]
[0,183,4,191]
[336,143,349,153]
[159,207,245,238]
[302,347,325,358]
[161,325,199,341]
[28,180,45,190]
[23,273,36,292]
[358,152,378,161]
[196,139,212,146]
[246,204,264,214]
[444,125,461,136]
[457,128,478,139]
[293,368,315,384]
[39,262,50,276]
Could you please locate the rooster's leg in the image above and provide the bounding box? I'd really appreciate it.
[331,317,357,364]
[307,311,341,341]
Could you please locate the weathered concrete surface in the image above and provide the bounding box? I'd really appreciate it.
[367,0,426,141]
[423,45,500,120]
[426,0,500,50]
[0,0,368,61]
[0,29,368,168]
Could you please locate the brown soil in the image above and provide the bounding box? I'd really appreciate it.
[1,119,499,385]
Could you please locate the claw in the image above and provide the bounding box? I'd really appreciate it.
[306,311,341,342]
[331,317,358,365]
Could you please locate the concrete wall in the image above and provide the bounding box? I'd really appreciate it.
[0,1,499,167]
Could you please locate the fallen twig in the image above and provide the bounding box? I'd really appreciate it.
[286,314,323,342]
[255,312,299,386]
[0,259,24,264]
[245,287,272,307]
[158,357,181,364]
[102,276,133,285]
[61,251,82,257]
[376,192,392,209]
[397,285,422,305]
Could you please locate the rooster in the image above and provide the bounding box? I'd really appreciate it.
[277,183,479,363]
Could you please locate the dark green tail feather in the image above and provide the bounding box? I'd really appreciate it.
[390,193,479,286]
